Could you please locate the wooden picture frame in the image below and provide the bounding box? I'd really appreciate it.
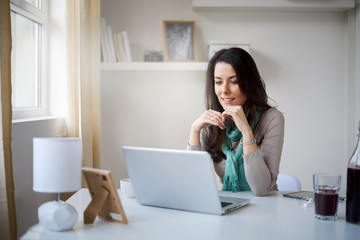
[82,167,128,224]
[163,21,198,61]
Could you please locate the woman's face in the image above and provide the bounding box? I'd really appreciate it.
[214,62,247,109]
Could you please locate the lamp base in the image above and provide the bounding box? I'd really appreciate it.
[38,200,78,231]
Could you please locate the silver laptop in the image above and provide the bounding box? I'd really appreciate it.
[122,146,250,215]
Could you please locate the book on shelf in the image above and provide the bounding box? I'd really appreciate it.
[107,26,117,62]
[113,33,126,62]
[100,18,110,62]
[100,18,132,63]
[121,31,132,62]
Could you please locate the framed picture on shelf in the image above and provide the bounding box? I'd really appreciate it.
[163,21,198,61]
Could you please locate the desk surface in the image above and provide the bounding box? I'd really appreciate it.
[21,189,360,240]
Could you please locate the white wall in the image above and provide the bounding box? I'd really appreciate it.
[101,0,355,193]
[101,70,206,183]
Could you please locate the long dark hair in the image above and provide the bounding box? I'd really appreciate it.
[203,48,271,162]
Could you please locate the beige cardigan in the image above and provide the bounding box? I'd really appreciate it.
[187,107,285,196]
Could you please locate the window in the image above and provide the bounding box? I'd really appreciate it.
[10,0,47,119]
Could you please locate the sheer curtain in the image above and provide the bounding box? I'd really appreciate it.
[66,0,101,172]
[0,0,17,239]
[0,0,101,238]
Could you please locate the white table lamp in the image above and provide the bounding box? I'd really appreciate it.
[33,138,82,231]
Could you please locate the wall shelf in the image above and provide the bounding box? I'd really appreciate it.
[193,0,355,12]
[101,62,208,71]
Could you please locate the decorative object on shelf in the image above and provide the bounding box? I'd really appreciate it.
[82,167,128,224]
[163,20,198,62]
[144,50,164,62]
[33,138,82,231]
[208,41,250,60]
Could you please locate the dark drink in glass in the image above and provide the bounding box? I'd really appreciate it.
[315,190,339,216]
[313,173,341,221]
[346,166,360,223]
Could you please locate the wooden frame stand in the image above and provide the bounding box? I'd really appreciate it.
[82,167,128,224]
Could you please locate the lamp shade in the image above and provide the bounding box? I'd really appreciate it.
[33,138,82,193]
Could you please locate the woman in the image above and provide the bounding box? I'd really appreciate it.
[187,48,284,196]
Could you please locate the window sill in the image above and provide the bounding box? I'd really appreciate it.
[12,115,65,124]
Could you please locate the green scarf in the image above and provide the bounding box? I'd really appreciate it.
[222,111,261,192]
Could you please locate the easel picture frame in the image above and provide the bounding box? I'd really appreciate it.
[82,167,128,224]
[163,20,198,62]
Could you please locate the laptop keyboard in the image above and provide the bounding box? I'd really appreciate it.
[221,201,232,208]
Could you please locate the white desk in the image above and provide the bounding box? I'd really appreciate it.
[21,189,360,240]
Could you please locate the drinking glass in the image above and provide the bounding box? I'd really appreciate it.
[313,173,341,220]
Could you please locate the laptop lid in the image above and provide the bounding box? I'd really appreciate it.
[122,146,249,215]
